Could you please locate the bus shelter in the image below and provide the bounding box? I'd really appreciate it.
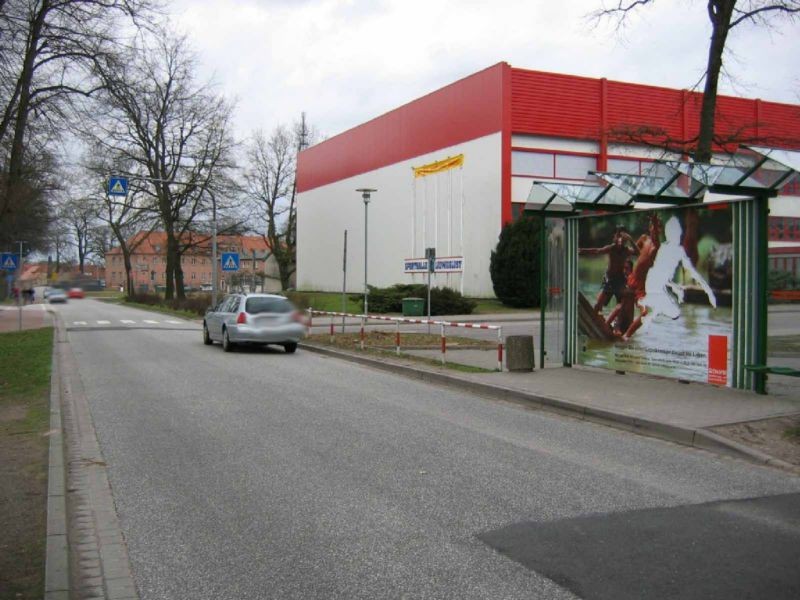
[525,146,799,393]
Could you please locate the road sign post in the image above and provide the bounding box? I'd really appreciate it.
[426,247,435,333]
[221,253,239,272]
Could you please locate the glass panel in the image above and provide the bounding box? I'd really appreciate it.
[555,154,597,180]
[607,158,641,175]
[512,151,554,177]
[246,297,293,314]
[544,218,566,366]
[767,195,800,396]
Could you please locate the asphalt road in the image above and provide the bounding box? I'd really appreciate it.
[54,299,800,599]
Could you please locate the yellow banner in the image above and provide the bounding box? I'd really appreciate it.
[412,154,464,178]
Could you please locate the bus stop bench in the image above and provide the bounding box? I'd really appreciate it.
[744,364,800,377]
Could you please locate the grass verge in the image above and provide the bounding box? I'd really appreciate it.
[768,335,800,354]
[307,331,495,373]
[122,300,199,321]
[85,290,124,299]
[292,291,363,313]
[471,298,537,314]
[0,327,53,599]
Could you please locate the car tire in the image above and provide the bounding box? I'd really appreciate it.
[283,342,297,354]
[203,323,212,345]
[222,328,234,352]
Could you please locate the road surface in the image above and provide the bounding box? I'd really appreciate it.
[52,298,800,599]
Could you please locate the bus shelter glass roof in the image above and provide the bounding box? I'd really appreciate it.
[525,146,798,213]
[526,180,631,213]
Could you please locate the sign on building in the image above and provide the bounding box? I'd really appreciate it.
[404,256,464,274]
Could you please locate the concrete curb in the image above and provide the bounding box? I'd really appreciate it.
[52,311,142,599]
[45,320,69,599]
[300,342,800,474]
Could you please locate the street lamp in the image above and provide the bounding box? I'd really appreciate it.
[356,188,376,315]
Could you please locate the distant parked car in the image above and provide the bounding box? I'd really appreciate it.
[68,287,85,299]
[203,293,306,353]
[47,288,67,303]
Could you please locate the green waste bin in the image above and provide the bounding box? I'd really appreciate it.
[402,297,425,317]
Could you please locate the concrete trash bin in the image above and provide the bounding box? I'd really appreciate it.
[402,297,425,317]
[505,335,534,371]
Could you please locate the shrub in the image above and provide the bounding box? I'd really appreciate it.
[357,284,476,315]
[490,216,541,307]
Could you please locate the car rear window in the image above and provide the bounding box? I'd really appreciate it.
[245,297,294,314]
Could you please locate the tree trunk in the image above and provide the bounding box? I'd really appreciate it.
[696,0,735,163]
[5,2,48,205]
[123,252,133,298]
[165,234,177,299]
[175,255,186,299]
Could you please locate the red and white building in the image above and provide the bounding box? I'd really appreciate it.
[296,62,800,297]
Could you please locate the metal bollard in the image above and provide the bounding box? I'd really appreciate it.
[497,327,504,372]
[440,323,446,365]
[395,320,401,356]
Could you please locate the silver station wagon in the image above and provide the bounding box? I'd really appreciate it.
[203,293,306,353]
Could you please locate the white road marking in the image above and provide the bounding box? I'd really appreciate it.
[97,320,111,325]
[73,321,88,326]
[121,320,136,324]
[143,319,159,324]
[166,320,182,324]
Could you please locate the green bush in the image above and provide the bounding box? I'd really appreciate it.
[490,216,542,307]
[357,284,476,316]
[769,269,799,291]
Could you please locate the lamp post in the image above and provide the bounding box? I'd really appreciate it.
[14,240,25,331]
[209,191,218,307]
[356,188,376,315]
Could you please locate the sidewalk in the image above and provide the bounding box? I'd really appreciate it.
[0,302,51,332]
[300,341,800,473]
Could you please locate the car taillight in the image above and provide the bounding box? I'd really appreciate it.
[236,312,247,324]
[291,311,305,324]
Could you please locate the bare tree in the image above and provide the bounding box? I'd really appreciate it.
[243,114,316,290]
[60,195,98,272]
[89,185,155,296]
[84,31,236,299]
[591,1,800,162]
[0,0,157,244]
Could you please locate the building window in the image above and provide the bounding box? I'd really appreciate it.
[192,257,196,265]
[607,158,642,175]
[152,256,158,264]
[555,154,596,179]
[191,272,196,280]
[512,151,555,177]
[512,150,598,181]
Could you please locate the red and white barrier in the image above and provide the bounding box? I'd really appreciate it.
[307,309,504,371]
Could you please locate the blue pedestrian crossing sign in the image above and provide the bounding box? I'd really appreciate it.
[221,252,240,271]
[0,253,19,271]
[107,176,129,196]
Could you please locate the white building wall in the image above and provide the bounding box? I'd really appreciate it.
[297,132,502,297]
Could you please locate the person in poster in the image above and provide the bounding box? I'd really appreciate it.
[624,216,717,339]
[578,226,638,313]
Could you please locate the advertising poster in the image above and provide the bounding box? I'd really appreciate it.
[577,203,733,385]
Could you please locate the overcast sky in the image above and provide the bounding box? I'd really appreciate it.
[168,0,800,142]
